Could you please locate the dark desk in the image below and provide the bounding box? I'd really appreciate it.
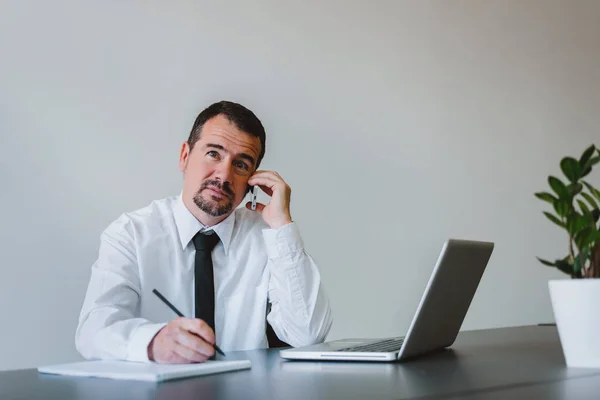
[2,326,600,400]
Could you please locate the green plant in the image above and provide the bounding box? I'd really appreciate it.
[535,144,600,278]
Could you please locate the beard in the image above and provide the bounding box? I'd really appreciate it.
[193,180,235,217]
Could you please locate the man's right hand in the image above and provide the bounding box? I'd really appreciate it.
[147,317,216,363]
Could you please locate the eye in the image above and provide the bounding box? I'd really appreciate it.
[234,160,249,170]
[207,151,219,158]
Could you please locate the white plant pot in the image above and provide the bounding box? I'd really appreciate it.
[549,279,600,368]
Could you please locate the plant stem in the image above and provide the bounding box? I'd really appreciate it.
[569,235,574,261]
[592,242,600,278]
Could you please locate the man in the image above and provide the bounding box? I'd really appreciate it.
[75,101,333,363]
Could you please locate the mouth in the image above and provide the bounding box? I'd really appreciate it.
[205,186,229,199]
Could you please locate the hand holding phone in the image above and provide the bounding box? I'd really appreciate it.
[245,170,292,229]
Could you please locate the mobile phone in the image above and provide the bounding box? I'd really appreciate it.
[251,185,258,211]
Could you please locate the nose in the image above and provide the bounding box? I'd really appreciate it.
[213,161,235,186]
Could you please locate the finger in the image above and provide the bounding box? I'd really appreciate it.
[257,184,273,197]
[175,328,215,358]
[245,202,266,212]
[247,176,280,192]
[252,169,276,177]
[172,343,209,363]
[249,170,284,184]
[248,174,278,185]
[159,350,191,364]
[264,171,284,181]
[271,171,283,180]
[254,169,283,177]
[178,318,215,345]
[245,182,272,197]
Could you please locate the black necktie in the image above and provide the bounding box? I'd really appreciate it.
[192,231,220,333]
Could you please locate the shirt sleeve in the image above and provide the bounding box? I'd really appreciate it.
[262,222,333,347]
[75,216,166,362]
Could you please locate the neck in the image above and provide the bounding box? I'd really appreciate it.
[182,196,229,227]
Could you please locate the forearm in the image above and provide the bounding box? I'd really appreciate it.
[76,308,165,362]
[268,263,333,346]
[263,223,333,346]
[76,222,165,362]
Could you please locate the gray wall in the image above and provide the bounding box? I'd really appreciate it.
[1,0,599,371]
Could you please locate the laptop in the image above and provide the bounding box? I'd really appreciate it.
[280,239,494,362]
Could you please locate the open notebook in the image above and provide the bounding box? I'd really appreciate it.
[38,359,251,382]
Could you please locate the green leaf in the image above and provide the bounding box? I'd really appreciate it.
[581,247,591,261]
[544,211,565,228]
[535,192,558,204]
[582,231,600,249]
[575,248,592,275]
[555,258,574,276]
[585,155,600,168]
[537,257,555,267]
[583,181,600,203]
[579,145,596,167]
[561,157,581,183]
[592,209,600,223]
[575,227,593,249]
[582,192,599,210]
[581,166,592,178]
[553,199,570,217]
[578,200,591,215]
[581,155,600,179]
[549,176,569,199]
[578,213,591,234]
[568,183,583,196]
[573,254,584,276]
[567,217,576,234]
[567,212,590,236]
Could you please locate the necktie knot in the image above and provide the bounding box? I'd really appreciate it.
[192,231,220,252]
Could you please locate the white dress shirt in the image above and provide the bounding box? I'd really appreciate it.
[75,194,333,362]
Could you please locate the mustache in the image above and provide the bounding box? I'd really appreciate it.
[201,180,234,197]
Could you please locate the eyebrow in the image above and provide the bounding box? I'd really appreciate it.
[205,143,256,167]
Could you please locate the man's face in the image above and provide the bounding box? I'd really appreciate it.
[179,114,261,224]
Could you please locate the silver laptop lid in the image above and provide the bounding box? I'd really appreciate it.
[398,239,494,360]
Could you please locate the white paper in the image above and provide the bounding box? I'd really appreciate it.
[38,359,251,382]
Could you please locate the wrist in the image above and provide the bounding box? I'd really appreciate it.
[147,337,156,361]
[269,216,292,229]
[147,327,164,361]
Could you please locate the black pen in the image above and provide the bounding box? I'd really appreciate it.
[152,288,226,357]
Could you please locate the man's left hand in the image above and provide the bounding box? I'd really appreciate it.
[246,170,292,229]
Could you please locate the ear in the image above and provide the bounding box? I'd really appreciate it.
[179,142,190,172]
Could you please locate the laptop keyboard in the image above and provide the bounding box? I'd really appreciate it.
[338,338,404,353]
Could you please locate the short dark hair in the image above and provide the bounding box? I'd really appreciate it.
[187,101,266,169]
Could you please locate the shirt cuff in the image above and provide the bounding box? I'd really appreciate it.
[262,222,304,260]
[127,322,167,362]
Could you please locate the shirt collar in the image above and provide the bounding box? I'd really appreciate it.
[173,194,235,255]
